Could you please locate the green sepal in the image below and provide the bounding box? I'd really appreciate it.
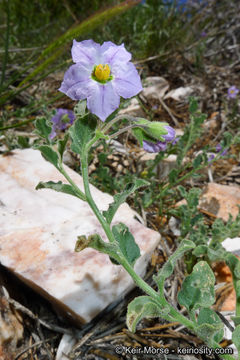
[103,179,149,224]
[69,115,97,154]
[197,308,224,344]
[34,117,52,142]
[127,296,171,333]
[132,119,173,147]
[35,180,86,201]
[132,127,144,147]
[112,223,140,266]
[154,240,195,289]
[178,261,215,311]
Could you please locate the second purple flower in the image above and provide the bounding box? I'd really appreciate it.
[49,108,75,139]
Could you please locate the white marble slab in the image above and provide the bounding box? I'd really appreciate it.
[0,149,160,324]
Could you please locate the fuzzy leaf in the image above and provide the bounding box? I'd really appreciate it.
[57,133,69,160]
[154,240,195,289]
[112,223,140,266]
[197,308,224,344]
[127,296,170,333]
[36,145,59,169]
[178,261,215,311]
[103,179,149,224]
[195,322,224,346]
[69,116,97,154]
[34,117,51,141]
[189,97,198,113]
[75,233,118,260]
[232,325,240,353]
[35,180,86,201]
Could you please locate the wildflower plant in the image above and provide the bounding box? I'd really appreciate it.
[34,40,240,359]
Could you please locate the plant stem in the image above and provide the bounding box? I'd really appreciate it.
[80,150,115,243]
[100,114,137,133]
[80,145,195,331]
[59,163,86,202]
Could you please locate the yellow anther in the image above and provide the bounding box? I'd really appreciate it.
[94,64,110,81]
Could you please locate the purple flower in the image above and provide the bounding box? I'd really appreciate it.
[49,108,75,139]
[227,86,239,99]
[143,125,175,153]
[200,31,207,37]
[216,144,228,156]
[172,136,180,145]
[143,140,167,153]
[215,143,222,152]
[208,153,215,162]
[161,125,175,142]
[59,40,143,121]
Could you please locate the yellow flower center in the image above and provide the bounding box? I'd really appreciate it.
[94,64,111,81]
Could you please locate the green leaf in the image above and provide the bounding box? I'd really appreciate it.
[112,223,140,266]
[231,316,240,327]
[169,168,179,184]
[17,136,30,148]
[154,240,195,289]
[69,116,97,154]
[197,308,224,343]
[127,296,170,333]
[193,153,203,169]
[189,97,198,113]
[36,180,86,201]
[34,117,52,141]
[36,145,59,169]
[74,233,118,260]
[103,179,149,224]
[195,322,224,346]
[193,245,208,257]
[57,133,69,160]
[232,325,240,353]
[178,261,215,311]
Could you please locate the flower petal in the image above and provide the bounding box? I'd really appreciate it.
[59,64,91,100]
[143,140,167,153]
[71,39,100,68]
[101,42,131,66]
[112,62,143,98]
[86,82,120,121]
[162,125,176,142]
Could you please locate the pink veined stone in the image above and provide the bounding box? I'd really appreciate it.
[0,149,160,324]
[199,183,240,222]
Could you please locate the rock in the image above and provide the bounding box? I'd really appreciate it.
[199,183,240,221]
[118,98,145,117]
[0,149,160,325]
[142,76,169,100]
[164,86,194,101]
